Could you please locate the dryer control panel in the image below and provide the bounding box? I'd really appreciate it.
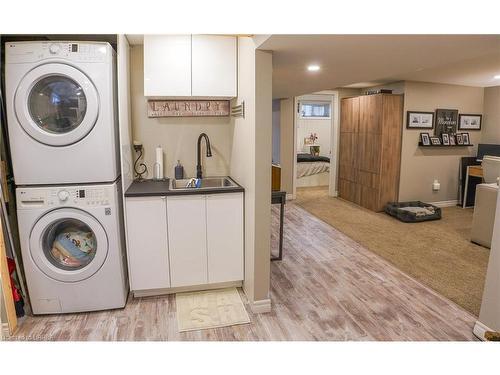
[17,185,114,209]
[6,42,111,64]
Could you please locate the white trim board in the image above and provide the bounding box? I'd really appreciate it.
[473,320,494,341]
[249,298,271,314]
[429,200,459,208]
[1,323,9,339]
[292,92,339,198]
[133,281,242,298]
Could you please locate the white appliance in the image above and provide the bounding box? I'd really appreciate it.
[5,41,120,185]
[16,181,128,314]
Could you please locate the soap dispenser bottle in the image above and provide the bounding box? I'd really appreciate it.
[175,160,184,180]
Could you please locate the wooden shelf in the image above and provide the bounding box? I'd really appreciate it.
[418,142,474,148]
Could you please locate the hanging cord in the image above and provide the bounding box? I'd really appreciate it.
[133,147,148,180]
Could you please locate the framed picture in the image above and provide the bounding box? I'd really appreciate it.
[456,134,464,145]
[420,132,431,146]
[459,114,482,130]
[430,136,441,146]
[442,133,450,146]
[462,133,470,145]
[407,111,434,129]
[435,109,458,137]
[449,134,456,146]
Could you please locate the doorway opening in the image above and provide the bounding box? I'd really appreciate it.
[293,91,338,200]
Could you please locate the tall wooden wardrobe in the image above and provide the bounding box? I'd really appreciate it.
[338,94,403,212]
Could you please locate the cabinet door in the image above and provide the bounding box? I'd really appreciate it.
[359,95,382,134]
[144,35,191,96]
[125,197,170,290]
[191,35,237,97]
[206,193,244,283]
[167,195,208,287]
[339,97,360,202]
[340,97,360,133]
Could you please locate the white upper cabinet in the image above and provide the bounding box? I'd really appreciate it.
[143,35,237,98]
[144,35,191,97]
[191,35,237,98]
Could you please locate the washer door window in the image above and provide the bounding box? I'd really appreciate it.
[15,63,99,146]
[30,208,108,283]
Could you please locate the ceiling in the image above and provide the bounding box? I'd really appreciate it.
[258,35,500,98]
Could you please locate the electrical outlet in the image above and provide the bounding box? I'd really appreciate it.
[432,179,441,191]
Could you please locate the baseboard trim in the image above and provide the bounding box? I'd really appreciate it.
[430,200,459,208]
[1,323,10,339]
[473,320,494,341]
[286,193,295,201]
[132,281,242,298]
[249,298,272,314]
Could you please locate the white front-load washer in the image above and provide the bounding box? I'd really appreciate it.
[16,180,128,314]
[5,41,120,185]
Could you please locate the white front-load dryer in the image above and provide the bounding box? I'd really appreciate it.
[5,41,120,185]
[16,180,128,314]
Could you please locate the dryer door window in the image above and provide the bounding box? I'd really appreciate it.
[30,208,108,283]
[28,75,87,135]
[14,63,99,147]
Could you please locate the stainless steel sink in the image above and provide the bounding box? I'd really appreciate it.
[170,177,238,190]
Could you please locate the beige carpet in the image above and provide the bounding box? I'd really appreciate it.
[176,288,250,332]
[295,187,489,316]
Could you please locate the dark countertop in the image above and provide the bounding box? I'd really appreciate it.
[125,177,244,197]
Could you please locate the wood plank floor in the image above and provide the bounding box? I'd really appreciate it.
[11,202,477,341]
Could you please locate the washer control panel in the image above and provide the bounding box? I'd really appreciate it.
[17,186,113,209]
[6,42,110,64]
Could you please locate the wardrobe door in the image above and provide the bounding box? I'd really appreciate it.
[338,97,360,204]
[378,95,404,210]
[359,95,382,134]
[358,132,381,176]
[357,95,382,210]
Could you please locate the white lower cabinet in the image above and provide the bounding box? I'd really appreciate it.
[126,192,244,293]
[125,196,170,291]
[206,193,244,283]
[166,195,208,287]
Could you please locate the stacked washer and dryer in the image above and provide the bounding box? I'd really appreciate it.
[5,41,128,314]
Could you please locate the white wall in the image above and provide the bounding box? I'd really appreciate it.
[279,98,295,195]
[400,81,484,203]
[481,86,500,144]
[117,35,133,191]
[130,45,233,179]
[477,189,500,333]
[360,81,405,95]
[229,37,272,309]
[272,99,281,164]
[254,48,272,306]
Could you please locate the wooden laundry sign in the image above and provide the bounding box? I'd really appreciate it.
[147,100,230,118]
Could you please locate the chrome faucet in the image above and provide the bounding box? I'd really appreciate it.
[196,133,212,179]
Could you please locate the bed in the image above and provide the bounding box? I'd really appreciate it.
[296,153,330,187]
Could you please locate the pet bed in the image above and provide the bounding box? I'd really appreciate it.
[384,201,441,223]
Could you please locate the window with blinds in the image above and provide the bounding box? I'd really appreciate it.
[299,101,331,119]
